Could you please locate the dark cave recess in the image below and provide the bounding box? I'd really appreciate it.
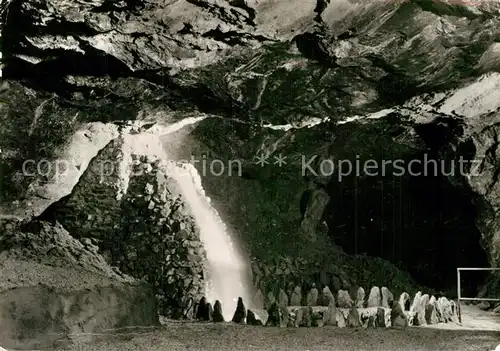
[322,150,488,297]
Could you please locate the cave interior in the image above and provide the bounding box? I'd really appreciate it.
[321,120,489,297]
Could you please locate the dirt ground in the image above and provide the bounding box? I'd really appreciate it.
[50,323,499,351]
[422,304,500,332]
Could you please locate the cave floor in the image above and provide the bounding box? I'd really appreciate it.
[422,304,500,332]
[52,323,499,351]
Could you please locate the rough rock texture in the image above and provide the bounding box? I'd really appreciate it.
[213,300,224,322]
[416,294,430,326]
[437,297,453,323]
[355,287,365,308]
[321,286,335,306]
[405,311,416,327]
[252,289,265,310]
[196,297,210,321]
[450,300,459,323]
[377,307,390,328]
[336,309,348,328]
[399,292,411,311]
[306,284,319,306]
[232,297,247,324]
[278,288,289,308]
[425,301,439,325]
[411,292,426,326]
[246,309,263,326]
[323,300,337,326]
[249,308,268,325]
[35,140,208,318]
[265,291,276,310]
[207,303,214,322]
[337,289,353,308]
[391,301,408,329]
[290,286,302,306]
[294,307,304,327]
[367,287,381,308]
[280,306,291,327]
[359,307,390,328]
[302,306,313,327]
[265,302,281,327]
[3,0,500,328]
[347,306,361,328]
[381,287,394,308]
[0,221,158,349]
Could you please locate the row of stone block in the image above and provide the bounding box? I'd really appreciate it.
[193,289,459,328]
[403,292,459,326]
[253,285,397,310]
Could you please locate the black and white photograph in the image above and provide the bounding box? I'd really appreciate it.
[0,0,500,349]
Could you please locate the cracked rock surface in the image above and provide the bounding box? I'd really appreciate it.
[2,1,500,343]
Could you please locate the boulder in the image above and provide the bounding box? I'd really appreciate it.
[437,297,453,323]
[249,309,269,325]
[367,287,382,307]
[306,284,319,306]
[311,309,324,327]
[322,300,337,326]
[381,287,393,308]
[435,298,444,322]
[290,306,322,327]
[378,307,390,328]
[0,283,158,349]
[231,297,246,324]
[425,301,438,324]
[418,293,430,325]
[265,291,276,310]
[410,292,426,326]
[391,300,408,329]
[399,292,411,311]
[207,303,214,322]
[290,286,302,306]
[183,298,195,319]
[359,307,378,328]
[321,286,335,306]
[477,301,491,310]
[196,297,210,321]
[405,311,416,326]
[266,302,281,326]
[278,289,289,308]
[253,289,265,310]
[360,307,390,328]
[246,309,263,326]
[213,300,224,323]
[356,287,365,308]
[0,222,158,349]
[286,310,296,327]
[338,290,353,308]
[347,306,361,328]
[280,307,290,327]
[302,306,313,327]
[449,300,459,323]
[420,294,430,310]
[332,276,342,292]
[429,296,443,322]
[295,307,304,327]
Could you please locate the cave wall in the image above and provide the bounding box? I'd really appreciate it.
[0,221,158,348]
[1,0,500,303]
[38,137,207,318]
